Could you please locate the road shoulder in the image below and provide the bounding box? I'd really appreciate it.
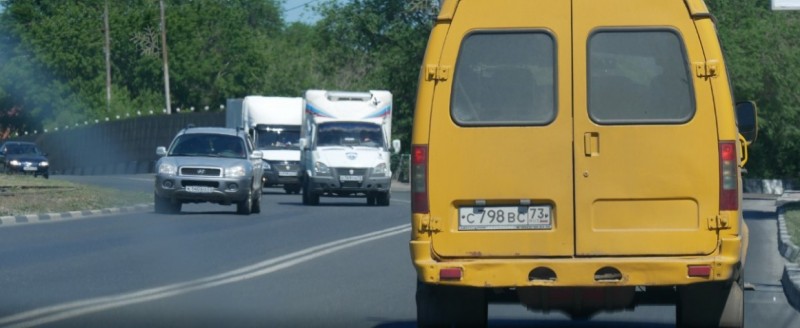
[776,191,800,310]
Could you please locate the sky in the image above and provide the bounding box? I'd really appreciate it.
[282,0,328,24]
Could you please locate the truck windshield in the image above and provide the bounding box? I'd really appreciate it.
[254,125,300,150]
[316,122,384,148]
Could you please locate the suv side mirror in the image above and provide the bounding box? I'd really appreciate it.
[299,138,308,150]
[156,146,167,156]
[735,101,758,144]
[251,150,263,159]
[392,139,401,154]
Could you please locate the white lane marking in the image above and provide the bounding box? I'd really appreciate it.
[0,224,411,328]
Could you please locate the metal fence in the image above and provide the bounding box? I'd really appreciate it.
[10,112,225,175]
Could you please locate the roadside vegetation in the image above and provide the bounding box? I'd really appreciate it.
[0,0,797,182]
[0,175,150,216]
[786,204,800,253]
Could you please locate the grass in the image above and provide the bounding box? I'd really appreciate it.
[0,175,150,216]
[786,204,800,256]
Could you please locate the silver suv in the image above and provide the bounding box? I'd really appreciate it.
[154,127,263,215]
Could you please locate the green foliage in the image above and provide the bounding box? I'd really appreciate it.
[786,204,800,251]
[1,0,798,180]
[311,0,433,147]
[709,0,800,179]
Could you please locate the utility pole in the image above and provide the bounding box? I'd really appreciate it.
[104,0,111,112]
[159,0,172,115]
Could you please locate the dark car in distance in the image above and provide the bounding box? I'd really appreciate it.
[0,141,50,178]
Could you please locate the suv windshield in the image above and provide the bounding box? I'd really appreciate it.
[169,134,246,159]
[316,122,384,148]
[254,125,300,150]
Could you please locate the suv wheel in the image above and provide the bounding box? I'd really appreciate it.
[154,194,180,214]
[251,188,261,214]
[237,190,253,215]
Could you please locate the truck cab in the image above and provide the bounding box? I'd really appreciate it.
[300,90,401,206]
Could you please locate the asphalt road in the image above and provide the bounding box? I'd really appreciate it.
[0,175,796,327]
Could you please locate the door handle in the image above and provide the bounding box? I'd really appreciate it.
[584,132,599,157]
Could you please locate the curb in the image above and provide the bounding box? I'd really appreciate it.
[0,204,154,228]
[776,191,800,310]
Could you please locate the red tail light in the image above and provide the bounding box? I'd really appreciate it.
[719,141,738,211]
[411,145,429,214]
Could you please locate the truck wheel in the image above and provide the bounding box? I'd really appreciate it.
[416,281,487,328]
[309,191,320,205]
[676,278,744,328]
[237,190,253,215]
[376,191,390,206]
[302,180,312,205]
[302,187,310,205]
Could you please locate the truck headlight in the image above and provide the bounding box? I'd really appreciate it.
[314,161,331,176]
[225,165,246,177]
[373,163,388,176]
[158,163,177,175]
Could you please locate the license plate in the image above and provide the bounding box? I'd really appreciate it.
[278,171,298,177]
[23,167,37,171]
[339,175,363,182]
[458,205,552,230]
[185,186,214,193]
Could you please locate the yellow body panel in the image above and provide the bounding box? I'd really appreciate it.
[411,0,746,289]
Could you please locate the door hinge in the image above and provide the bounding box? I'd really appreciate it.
[425,65,450,82]
[707,214,731,230]
[695,60,718,78]
[420,217,441,234]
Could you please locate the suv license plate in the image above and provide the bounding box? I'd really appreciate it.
[185,186,214,193]
[278,171,298,177]
[458,206,552,231]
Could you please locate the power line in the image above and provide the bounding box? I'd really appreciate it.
[285,0,323,12]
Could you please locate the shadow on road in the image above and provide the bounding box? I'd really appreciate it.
[372,320,673,328]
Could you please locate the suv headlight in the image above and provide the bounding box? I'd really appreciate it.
[39,161,49,167]
[262,160,271,170]
[373,163,388,176]
[314,161,331,176]
[225,165,246,177]
[158,162,177,175]
[9,160,20,166]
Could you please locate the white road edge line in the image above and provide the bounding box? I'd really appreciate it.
[0,224,411,328]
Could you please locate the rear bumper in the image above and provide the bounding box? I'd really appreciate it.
[410,236,743,287]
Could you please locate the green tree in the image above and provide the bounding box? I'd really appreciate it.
[311,0,434,148]
[709,0,800,180]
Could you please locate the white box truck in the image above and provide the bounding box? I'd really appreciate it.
[228,96,305,194]
[300,90,401,206]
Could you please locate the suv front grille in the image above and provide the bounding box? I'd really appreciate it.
[180,167,222,177]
